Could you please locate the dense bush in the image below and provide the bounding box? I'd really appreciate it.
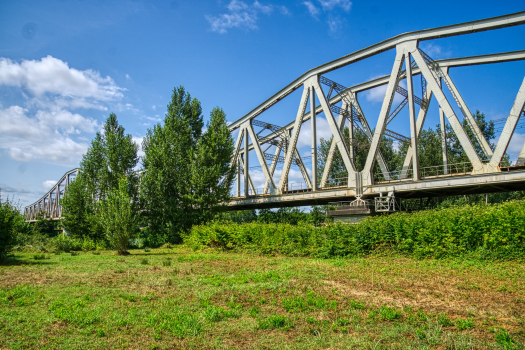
[0,199,25,259]
[186,200,525,260]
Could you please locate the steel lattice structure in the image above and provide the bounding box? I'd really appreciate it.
[24,11,525,219]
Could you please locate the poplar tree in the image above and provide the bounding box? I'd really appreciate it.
[141,86,234,243]
[61,113,139,240]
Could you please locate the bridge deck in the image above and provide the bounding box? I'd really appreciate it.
[227,168,525,210]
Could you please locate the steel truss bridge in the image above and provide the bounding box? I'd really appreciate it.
[25,11,525,221]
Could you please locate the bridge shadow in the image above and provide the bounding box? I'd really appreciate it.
[0,255,57,266]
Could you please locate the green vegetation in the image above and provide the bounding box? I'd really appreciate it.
[98,177,139,255]
[61,112,139,242]
[1,247,524,349]
[187,200,525,260]
[140,86,235,245]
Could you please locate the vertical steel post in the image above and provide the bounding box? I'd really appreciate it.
[348,106,354,161]
[243,128,249,197]
[310,86,317,191]
[405,51,419,181]
[236,161,240,197]
[439,74,449,174]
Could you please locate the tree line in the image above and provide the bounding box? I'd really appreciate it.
[60,86,235,254]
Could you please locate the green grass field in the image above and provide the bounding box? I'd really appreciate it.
[1,247,524,349]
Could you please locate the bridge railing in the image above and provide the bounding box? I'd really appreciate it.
[373,162,475,183]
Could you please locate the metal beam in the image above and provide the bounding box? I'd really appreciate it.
[405,51,419,181]
[489,77,525,168]
[313,78,357,186]
[229,12,525,131]
[412,44,484,173]
[362,46,404,185]
[279,84,310,192]
[310,85,317,191]
[246,121,277,194]
[237,50,525,156]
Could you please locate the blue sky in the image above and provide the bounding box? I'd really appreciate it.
[0,0,524,207]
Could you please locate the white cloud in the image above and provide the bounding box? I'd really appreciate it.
[0,106,90,165]
[296,116,333,148]
[206,0,275,34]
[152,105,156,110]
[42,180,57,190]
[303,1,320,18]
[0,56,125,166]
[303,0,351,31]
[319,0,352,11]
[327,17,342,33]
[253,1,272,14]
[125,73,131,80]
[0,56,124,102]
[279,6,290,15]
[365,79,407,104]
[419,43,451,59]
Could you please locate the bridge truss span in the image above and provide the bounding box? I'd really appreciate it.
[227,11,525,209]
[24,169,81,222]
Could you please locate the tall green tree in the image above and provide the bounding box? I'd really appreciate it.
[141,86,234,243]
[61,174,95,238]
[191,107,236,222]
[80,113,139,200]
[61,113,139,240]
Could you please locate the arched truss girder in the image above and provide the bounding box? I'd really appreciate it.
[228,11,525,200]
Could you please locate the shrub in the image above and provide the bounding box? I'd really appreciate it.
[98,177,138,255]
[0,198,23,259]
[81,236,96,251]
[53,234,82,252]
[186,200,525,260]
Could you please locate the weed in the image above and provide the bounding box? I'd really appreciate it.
[249,306,260,318]
[96,328,105,337]
[282,296,307,313]
[495,329,515,349]
[349,299,365,310]
[119,293,138,302]
[418,310,428,321]
[70,252,79,256]
[144,248,151,253]
[92,251,100,255]
[336,318,350,326]
[257,314,293,330]
[456,318,475,331]
[162,260,171,267]
[379,306,401,321]
[140,258,148,265]
[116,257,125,263]
[438,313,453,327]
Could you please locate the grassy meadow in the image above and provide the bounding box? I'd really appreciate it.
[1,247,524,349]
